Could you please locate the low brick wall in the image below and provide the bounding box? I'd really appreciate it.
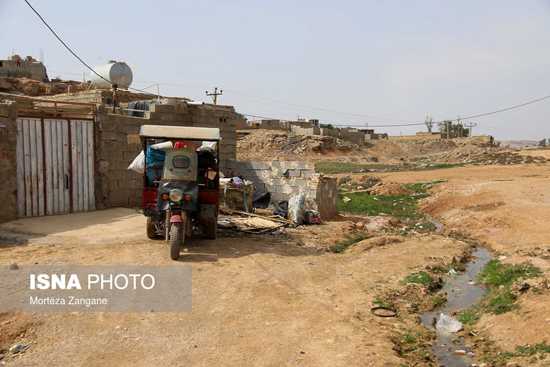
[95,101,237,209]
[226,160,338,219]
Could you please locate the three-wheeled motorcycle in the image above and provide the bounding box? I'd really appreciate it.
[139,125,220,260]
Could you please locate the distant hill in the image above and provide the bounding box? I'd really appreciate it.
[496,140,539,149]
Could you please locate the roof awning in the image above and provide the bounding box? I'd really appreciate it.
[139,125,220,141]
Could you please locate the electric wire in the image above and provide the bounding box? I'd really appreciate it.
[20,2,550,129]
[24,0,160,97]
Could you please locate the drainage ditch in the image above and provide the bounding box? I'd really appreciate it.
[420,247,491,366]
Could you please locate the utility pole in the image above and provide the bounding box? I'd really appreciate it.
[206,87,223,105]
[446,121,450,140]
[457,116,461,138]
[467,122,477,139]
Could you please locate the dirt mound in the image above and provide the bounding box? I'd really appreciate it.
[353,236,405,251]
[366,140,406,158]
[237,130,363,156]
[0,77,79,96]
[369,181,412,196]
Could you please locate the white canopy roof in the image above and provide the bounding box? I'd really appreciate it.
[139,125,220,141]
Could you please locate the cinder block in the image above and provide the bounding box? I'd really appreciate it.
[99,122,115,132]
[294,179,307,187]
[302,170,315,178]
[115,132,127,142]
[253,183,266,191]
[102,131,116,141]
[285,169,301,177]
[295,161,309,170]
[250,162,269,170]
[309,189,317,199]
[103,141,117,151]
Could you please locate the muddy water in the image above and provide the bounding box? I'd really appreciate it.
[420,247,491,366]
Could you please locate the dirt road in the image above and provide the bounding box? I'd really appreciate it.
[1,161,549,366]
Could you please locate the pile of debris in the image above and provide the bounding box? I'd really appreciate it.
[237,130,363,156]
[218,176,322,234]
[0,77,79,96]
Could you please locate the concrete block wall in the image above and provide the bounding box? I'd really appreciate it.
[291,126,320,135]
[320,128,339,138]
[0,59,48,82]
[95,101,237,209]
[0,101,18,223]
[226,160,339,219]
[339,128,365,146]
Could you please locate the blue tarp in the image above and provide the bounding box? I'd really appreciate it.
[146,146,165,186]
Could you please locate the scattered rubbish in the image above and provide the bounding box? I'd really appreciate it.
[304,210,322,224]
[436,313,463,333]
[252,191,271,209]
[273,200,288,219]
[220,182,255,212]
[448,269,458,275]
[9,263,18,270]
[289,193,306,225]
[343,196,352,202]
[218,209,295,234]
[498,256,507,260]
[217,219,236,229]
[370,306,397,318]
[455,350,466,355]
[9,344,24,353]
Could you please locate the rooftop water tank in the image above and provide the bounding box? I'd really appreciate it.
[91,61,133,90]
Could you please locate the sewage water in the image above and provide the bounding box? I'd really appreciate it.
[420,247,491,366]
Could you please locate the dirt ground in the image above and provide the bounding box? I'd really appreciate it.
[1,150,550,366]
[0,209,471,367]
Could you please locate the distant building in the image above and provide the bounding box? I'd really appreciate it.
[0,55,49,82]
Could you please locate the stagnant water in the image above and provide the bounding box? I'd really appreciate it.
[420,247,491,366]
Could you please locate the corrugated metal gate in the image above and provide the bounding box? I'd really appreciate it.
[16,118,95,217]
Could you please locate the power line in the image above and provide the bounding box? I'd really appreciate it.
[224,89,418,123]
[22,3,550,129]
[24,0,111,85]
[435,94,550,123]
[24,0,159,97]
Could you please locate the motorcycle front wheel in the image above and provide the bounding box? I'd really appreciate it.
[169,222,184,260]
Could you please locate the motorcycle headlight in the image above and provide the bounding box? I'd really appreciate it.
[169,189,184,202]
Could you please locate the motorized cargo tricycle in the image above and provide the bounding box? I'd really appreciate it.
[139,125,220,260]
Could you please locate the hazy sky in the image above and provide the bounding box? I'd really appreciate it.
[2,0,550,140]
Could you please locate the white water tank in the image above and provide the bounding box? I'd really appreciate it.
[91,61,133,90]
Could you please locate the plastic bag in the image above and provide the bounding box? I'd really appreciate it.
[128,141,173,174]
[252,191,271,209]
[436,313,463,333]
[289,193,306,225]
[128,151,145,173]
[274,200,288,218]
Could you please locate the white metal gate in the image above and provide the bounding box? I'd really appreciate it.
[16,118,95,217]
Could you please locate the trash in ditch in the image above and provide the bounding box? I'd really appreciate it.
[370,306,397,318]
[448,269,458,275]
[9,344,25,353]
[436,313,463,333]
[455,349,467,355]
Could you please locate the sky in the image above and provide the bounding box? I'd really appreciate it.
[1,0,550,141]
